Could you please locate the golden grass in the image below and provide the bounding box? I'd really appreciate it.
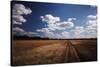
[12,40,67,65]
[12,39,97,66]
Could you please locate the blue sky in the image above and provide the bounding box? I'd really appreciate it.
[12,1,97,39]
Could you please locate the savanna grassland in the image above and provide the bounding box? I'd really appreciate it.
[11,39,97,66]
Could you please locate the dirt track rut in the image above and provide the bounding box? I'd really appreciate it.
[64,40,80,62]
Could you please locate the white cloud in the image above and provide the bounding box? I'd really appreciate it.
[86,20,97,29]
[13,20,22,25]
[12,4,34,37]
[74,26,85,34]
[69,15,97,38]
[68,15,97,38]
[38,14,97,39]
[12,27,25,36]
[40,14,60,31]
[40,14,60,24]
[86,15,97,28]
[44,32,55,38]
[70,26,85,38]
[57,21,74,29]
[46,21,74,30]
[67,18,76,22]
[37,28,55,38]
[13,4,32,15]
[37,28,72,39]
[12,4,32,25]
[40,14,74,31]
[61,31,70,38]
[87,15,97,20]
[12,27,24,32]
[25,32,38,37]
[85,15,97,38]
[47,23,58,31]
[37,14,76,38]
[13,27,37,37]
[13,15,26,23]
[36,28,50,33]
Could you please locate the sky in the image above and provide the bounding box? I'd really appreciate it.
[12,1,97,39]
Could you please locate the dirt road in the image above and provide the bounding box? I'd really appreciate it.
[64,40,97,62]
[12,39,97,66]
[64,40,80,62]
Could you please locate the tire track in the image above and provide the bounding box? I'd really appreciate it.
[64,40,80,62]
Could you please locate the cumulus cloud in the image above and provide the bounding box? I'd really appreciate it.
[12,27,25,36]
[69,15,97,38]
[85,15,97,38]
[25,32,38,37]
[70,26,85,38]
[74,26,85,34]
[57,21,74,29]
[13,20,23,25]
[86,20,97,30]
[13,27,37,37]
[37,14,97,39]
[61,31,70,38]
[13,27,24,32]
[87,15,97,20]
[40,14,74,31]
[70,15,97,38]
[86,15,97,28]
[12,4,32,25]
[12,4,34,37]
[37,28,55,38]
[67,18,76,22]
[37,28,71,39]
[12,15,26,25]
[40,14,60,24]
[36,14,76,38]
[37,28,50,33]
[13,4,32,15]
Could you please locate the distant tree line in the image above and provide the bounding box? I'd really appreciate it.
[12,35,97,40]
[13,35,50,40]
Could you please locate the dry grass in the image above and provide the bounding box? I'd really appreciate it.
[12,40,67,65]
[11,40,97,66]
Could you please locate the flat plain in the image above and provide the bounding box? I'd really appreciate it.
[12,39,97,66]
